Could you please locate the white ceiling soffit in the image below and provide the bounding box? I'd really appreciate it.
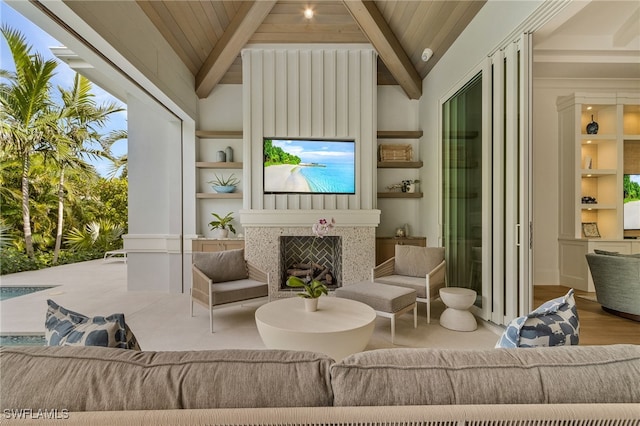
[533,0,640,79]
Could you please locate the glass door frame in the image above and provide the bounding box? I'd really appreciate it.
[438,35,533,326]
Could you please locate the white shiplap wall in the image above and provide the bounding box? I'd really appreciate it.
[241,46,377,211]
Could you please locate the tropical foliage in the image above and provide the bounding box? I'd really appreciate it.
[263,139,301,166]
[0,25,127,274]
[623,175,640,203]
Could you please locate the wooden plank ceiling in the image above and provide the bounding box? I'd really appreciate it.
[136,0,486,99]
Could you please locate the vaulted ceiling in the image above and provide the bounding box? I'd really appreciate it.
[134,1,486,99]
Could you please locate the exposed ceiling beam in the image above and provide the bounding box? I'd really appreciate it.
[343,0,422,99]
[613,6,640,48]
[196,0,276,98]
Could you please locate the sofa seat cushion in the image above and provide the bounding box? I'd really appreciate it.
[496,289,579,348]
[0,346,334,412]
[331,345,640,406]
[211,278,268,305]
[45,299,140,350]
[374,275,426,298]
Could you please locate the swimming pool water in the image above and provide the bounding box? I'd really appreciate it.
[0,335,46,346]
[0,286,55,301]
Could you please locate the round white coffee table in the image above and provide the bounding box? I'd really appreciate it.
[255,296,376,361]
[439,287,477,332]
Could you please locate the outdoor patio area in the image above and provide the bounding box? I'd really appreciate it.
[0,259,502,352]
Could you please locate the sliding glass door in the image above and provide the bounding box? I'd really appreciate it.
[442,73,484,310]
[441,35,532,325]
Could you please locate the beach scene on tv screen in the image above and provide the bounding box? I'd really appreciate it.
[264,139,355,194]
[624,174,640,230]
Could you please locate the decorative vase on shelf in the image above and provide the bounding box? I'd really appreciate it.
[216,150,226,162]
[304,298,319,312]
[586,115,599,134]
[225,146,234,162]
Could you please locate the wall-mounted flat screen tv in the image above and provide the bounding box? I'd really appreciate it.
[623,174,640,231]
[263,138,355,194]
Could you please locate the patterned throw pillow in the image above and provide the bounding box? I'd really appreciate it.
[45,299,141,350]
[495,289,579,348]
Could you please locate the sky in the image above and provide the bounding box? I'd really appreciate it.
[0,1,127,178]
[272,139,355,164]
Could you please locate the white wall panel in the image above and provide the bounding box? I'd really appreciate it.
[243,45,376,212]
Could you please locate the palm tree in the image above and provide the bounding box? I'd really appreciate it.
[100,129,128,179]
[50,74,123,262]
[0,25,58,257]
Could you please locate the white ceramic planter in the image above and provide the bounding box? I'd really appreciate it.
[304,298,319,312]
[212,229,229,239]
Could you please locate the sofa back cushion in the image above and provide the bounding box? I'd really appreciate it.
[0,346,334,411]
[193,248,248,282]
[331,345,640,406]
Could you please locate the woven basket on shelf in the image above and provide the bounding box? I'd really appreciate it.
[379,144,412,162]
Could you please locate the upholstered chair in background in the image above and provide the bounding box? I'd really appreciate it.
[191,248,269,332]
[586,252,640,322]
[372,245,447,323]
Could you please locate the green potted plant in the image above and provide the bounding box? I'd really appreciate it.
[208,212,236,238]
[208,173,239,193]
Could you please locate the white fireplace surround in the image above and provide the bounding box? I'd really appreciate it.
[240,209,380,298]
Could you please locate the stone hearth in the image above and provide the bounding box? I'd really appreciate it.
[240,210,379,299]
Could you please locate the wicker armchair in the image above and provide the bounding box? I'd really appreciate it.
[372,245,447,323]
[191,249,269,332]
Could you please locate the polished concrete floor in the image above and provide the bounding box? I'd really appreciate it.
[0,259,502,352]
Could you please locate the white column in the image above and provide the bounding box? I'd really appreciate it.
[124,95,183,293]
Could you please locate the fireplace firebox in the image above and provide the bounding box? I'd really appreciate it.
[279,236,342,290]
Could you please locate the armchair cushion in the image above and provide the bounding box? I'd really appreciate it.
[495,289,579,348]
[394,246,444,278]
[210,278,269,305]
[375,275,427,298]
[193,249,248,283]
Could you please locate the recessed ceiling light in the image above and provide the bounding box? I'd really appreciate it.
[304,8,314,19]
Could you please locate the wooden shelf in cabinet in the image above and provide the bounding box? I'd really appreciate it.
[196,161,243,169]
[581,169,616,177]
[197,193,242,199]
[581,203,616,210]
[377,130,423,139]
[377,161,423,168]
[580,134,616,142]
[196,130,242,138]
[378,192,423,198]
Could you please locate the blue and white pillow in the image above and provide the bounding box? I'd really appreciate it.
[45,299,141,350]
[496,289,579,348]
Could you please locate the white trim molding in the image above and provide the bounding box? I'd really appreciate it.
[239,209,381,227]
[123,234,182,254]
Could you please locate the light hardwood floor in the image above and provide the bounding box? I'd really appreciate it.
[533,286,640,345]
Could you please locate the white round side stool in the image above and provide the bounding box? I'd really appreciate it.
[439,287,477,331]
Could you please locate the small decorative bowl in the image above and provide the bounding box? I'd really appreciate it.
[212,185,236,193]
